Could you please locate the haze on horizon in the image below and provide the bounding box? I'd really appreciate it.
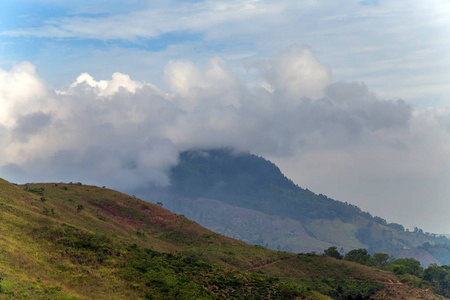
[0,0,450,234]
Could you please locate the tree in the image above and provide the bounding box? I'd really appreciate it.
[324,246,343,259]
[390,258,422,277]
[392,264,405,275]
[373,253,391,268]
[423,264,450,298]
[344,249,372,266]
[423,264,446,285]
[387,222,405,231]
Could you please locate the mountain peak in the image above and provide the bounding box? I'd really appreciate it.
[160,148,450,265]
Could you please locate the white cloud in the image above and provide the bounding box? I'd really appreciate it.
[0,47,410,177]
[0,62,48,126]
[1,0,281,40]
[1,46,450,232]
[251,45,332,100]
[164,57,243,112]
[2,0,449,110]
[68,72,144,97]
[273,107,450,232]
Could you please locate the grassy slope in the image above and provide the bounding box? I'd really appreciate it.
[0,179,443,299]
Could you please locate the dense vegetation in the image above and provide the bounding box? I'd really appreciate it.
[324,246,450,298]
[32,223,311,299]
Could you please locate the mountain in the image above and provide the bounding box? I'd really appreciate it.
[142,148,450,266]
[0,178,443,299]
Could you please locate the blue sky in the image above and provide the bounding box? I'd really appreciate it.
[1,0,450,232]
[1,0,448,104]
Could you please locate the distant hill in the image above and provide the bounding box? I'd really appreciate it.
[143,148,450,266]
[0,178,443,299]
[169,148,372,221]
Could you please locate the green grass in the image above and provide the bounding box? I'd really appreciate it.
[0,179,442,299]
[306,219,365,249]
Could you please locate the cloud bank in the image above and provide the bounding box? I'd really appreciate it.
[1,45,449,231]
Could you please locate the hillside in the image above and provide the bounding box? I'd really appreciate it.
[0,178,443,299]
[144,148,450,265]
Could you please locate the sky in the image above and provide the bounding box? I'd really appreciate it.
[0,0,450,233]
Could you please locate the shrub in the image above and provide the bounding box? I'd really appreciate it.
[324,246,343,259]
[392,264,405,275]
[344,249,372,266]
[390,258,422,277]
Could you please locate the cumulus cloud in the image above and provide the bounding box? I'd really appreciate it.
[249,45,332,100]
[0,62,48,126]
[0,47,414,186]
[0,45,448,233]
[12,112,52,142]
[68,72,144,97]
[164,57,243,112]
[0,64,179,190]
[273,106,450,232]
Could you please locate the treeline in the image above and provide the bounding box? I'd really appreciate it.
[419,242,450,265]
[324,246,450,297]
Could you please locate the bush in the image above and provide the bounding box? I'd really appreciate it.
[344,249,372,266]
[392,264,405,275]
[324,246,343,259]
[390,258,422,277]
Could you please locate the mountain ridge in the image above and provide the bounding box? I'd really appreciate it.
[143,148,450,266]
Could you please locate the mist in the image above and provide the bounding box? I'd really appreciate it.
[1,45,449,232]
